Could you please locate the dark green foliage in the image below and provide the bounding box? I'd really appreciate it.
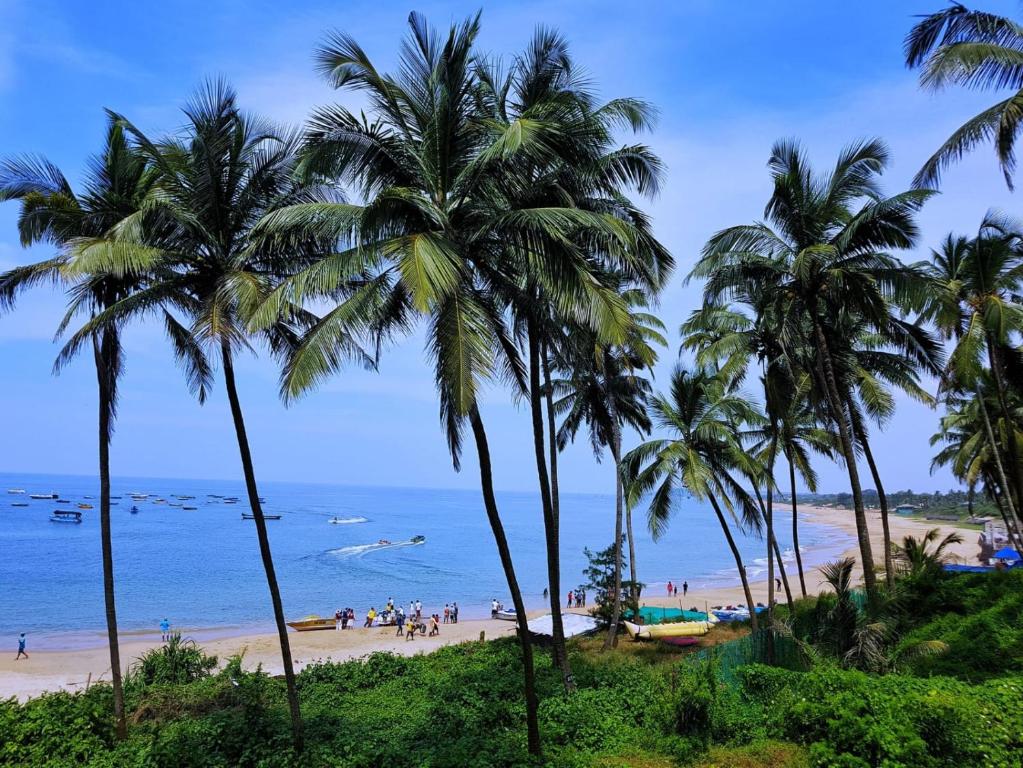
[125,635,218,691]
[581,543,642,625]
[4,574,1023,767]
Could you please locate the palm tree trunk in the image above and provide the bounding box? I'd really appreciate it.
[772,537,794,612]
[527,322,573,691]
[541,342,561,555]
[626,504,638,608]
[94,332,126,741]
[604,430,625,650]
[788,458,807,597]
[812,320,877,603]
[766,436,776,620]
[220,343,303,753]
[468,404,541,758]
[853,416,895,590]
[976,387,1023,536]
[986,337,1023,513]
[707,494,758,632]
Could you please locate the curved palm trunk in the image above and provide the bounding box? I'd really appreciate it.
[527,323,573,691]
[766,437,776,623]
[706,494,758,632]
[94,333,126,740]
[812,320,877,603]
[468,405,541,758]
[220,344,303,753]
[788,458,807,597]
[753,481,792,611]
[853,417,895,590]
[977,388,1023,537]
[604,430,625,650]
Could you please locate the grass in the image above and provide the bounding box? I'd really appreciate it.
[695,742,809,768]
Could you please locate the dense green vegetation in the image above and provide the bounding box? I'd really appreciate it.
[3,571,1022,767]
[794,489,997,520]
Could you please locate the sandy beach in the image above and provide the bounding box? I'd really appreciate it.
[0,504,981,701]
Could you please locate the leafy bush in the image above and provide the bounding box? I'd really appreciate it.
[125,635,218,691]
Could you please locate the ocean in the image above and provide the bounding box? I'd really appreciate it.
[0,472,853,647]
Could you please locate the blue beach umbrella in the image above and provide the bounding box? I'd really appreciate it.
[992,547,1021,562]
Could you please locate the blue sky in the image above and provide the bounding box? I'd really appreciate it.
[0,0,1018,494]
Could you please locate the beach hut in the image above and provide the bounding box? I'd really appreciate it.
[895,504,918,515]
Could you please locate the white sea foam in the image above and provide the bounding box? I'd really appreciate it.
[327,538,425,557]
[328,516,369,525]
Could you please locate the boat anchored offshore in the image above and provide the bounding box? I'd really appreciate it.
[77,503,93,510]
[130,506,139,514]
[242,513,281,520]
[30,493,58,500]
[7,489,25,494]
[50,510,83,524]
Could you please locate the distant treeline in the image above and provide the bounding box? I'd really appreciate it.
[786,489,996,518]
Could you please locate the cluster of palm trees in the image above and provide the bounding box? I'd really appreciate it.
[1,5,1022,761]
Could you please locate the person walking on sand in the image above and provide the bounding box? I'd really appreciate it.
[15,633,28,660]
[429,614,440,637]
[160,617,171,642]
[443,604,450,624]
[415,599,422,621]
[567,590,574,608]
[452,602,459,623]
[335,609,343,632]
[683,581,688,597]
[364,607,377,627]
[667,580,673,596]
[673,585,678,597]
[404,617,416,641]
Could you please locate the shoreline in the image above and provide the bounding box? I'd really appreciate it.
[0,504,981,701]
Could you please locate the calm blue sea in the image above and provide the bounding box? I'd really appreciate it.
[0,472,852,647]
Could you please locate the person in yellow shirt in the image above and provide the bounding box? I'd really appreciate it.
[364,607,377,627]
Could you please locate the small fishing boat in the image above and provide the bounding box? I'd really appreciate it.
[77,503,93,510]
[7,489,25,494]
[495,608,518,621]
[242,513,281,520]
[11,502,28,507]
[328,516,369,525]
[111,496,121,500]
[50,510,83,524]
[182,506,197,511]
[224,499,237,505]
[30,493,58,500]
[56,499,70,504]
[130,506,139,514]
[378,538,392,545]
[286,615,336,632]
[411,535,426,544]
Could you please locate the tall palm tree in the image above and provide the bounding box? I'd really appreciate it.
[553,288,665,647]
[622,367,763,631]
[691,138,934,605]
[922,218,1023,531]
[906,3,1023,189]
[72,84,319,752]
[0,121,156,740]
[247,14,650,756]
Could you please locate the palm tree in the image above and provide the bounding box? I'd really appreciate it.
[553,288,665,647]
[905,3,1023,189]
[622,367,763,631]
[0,120,156,740]
[474,33,672,688]
[922,218,1023,533]
[691,138,934,605]
[893,527,965,579]
[246,14,651,755]
[71,83,318,752]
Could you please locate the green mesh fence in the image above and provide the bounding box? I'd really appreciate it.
[685,629,808,686]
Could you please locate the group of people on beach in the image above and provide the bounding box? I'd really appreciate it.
[336,598,457,641]
[566,589,587,608]
[666,580,689,597]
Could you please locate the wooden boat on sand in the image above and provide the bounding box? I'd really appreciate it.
[286,615,336,632]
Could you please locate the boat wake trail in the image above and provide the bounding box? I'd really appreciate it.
[327,516,369,525]
[326,539,425,558]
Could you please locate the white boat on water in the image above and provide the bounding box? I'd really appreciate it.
[328,516,369,525]
[30,493,58,500]
[50,510,82,524]
[7,489,25,494]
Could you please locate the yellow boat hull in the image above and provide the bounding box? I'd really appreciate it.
[286,616,336,631]
[623,620,712,639]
